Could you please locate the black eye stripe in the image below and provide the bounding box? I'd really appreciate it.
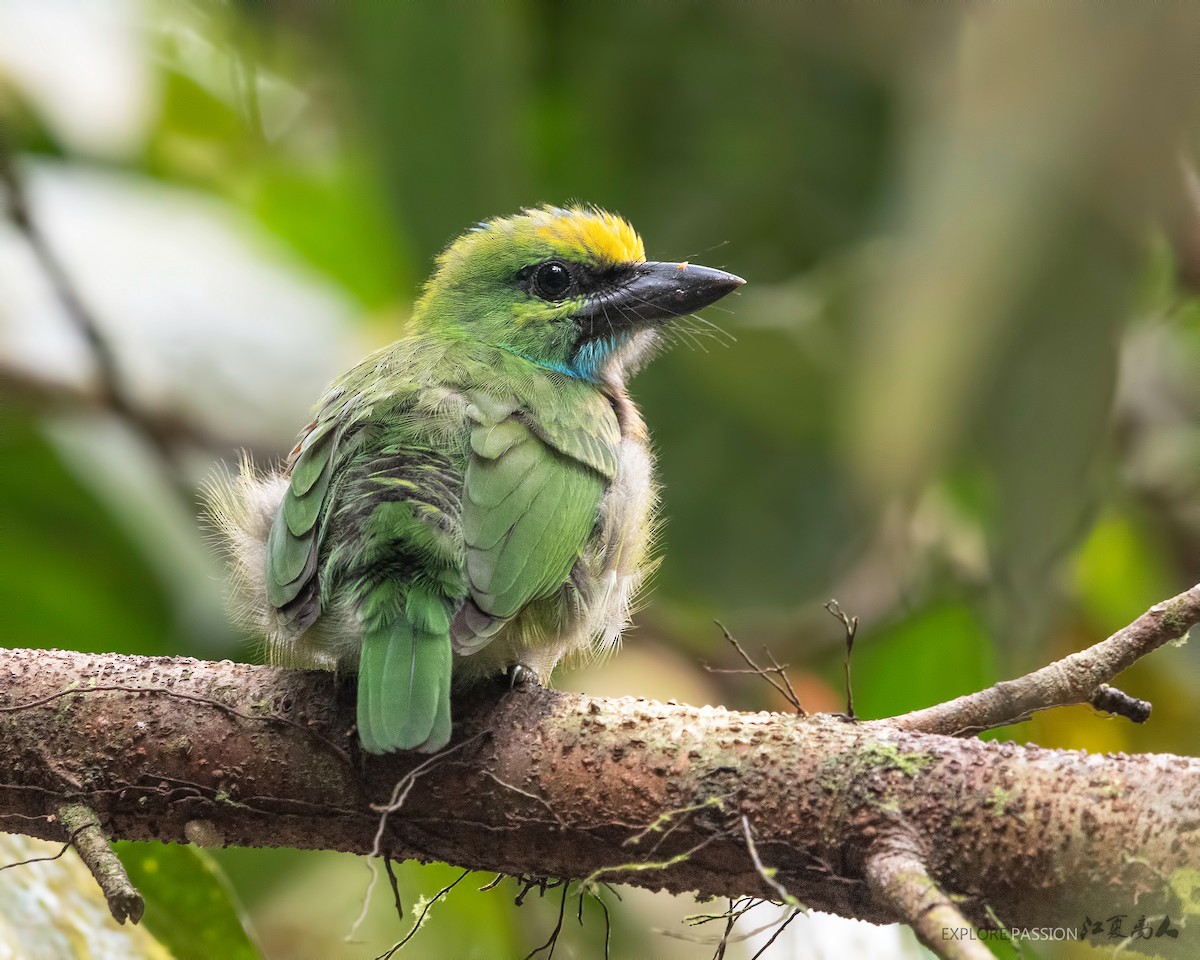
[521,260,638,304]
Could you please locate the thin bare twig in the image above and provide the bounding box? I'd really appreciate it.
[589,887,612,960]
[714,898,737,960]
[383,855,404,923]
[824,600,859,719]
[522,879,570,960]
[514,875,558,908]
[350,733,485,941]
[687,896,760,929]
[749,908,801,960]
[740,816,800,909]
[665,899,796,954]
[0,840,72,872]
[572,881,614,960]
[375,869,471,960]
[707,622,805,714]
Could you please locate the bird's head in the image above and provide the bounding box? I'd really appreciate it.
[411,205,744,384]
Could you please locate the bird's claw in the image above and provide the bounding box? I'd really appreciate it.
[507,663,540,689]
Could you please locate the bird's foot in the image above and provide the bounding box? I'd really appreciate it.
[506,663,540,689]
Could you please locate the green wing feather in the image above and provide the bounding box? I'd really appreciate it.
[522,388,621,480]
[453,411,605,655]
[265,422,337,616]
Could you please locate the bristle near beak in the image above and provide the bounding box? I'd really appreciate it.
[576,261,744,337]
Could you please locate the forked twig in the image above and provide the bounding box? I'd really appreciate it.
[707,622,805,714]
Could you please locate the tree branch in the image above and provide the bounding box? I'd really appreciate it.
[0,135,275,472]
[865,831,992,960]
[56,802,144,924]
[2,591,1199,958]
[1,137,144,446]
[0,360,264,461]
[1168,154,1200,294]
[886,583,1199,736]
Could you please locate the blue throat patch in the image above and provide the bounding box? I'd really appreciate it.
[497,335,631,382]
[570,335,631,381]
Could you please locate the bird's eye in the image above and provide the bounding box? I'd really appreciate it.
[531,261,574,301]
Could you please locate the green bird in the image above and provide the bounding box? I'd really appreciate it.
[208,205,743,753]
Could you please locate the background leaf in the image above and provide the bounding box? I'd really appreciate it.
[115,841,261,960]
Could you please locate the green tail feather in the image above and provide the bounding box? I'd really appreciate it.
[357,610,453,754]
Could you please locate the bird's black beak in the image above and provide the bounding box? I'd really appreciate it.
[576,261,745,335]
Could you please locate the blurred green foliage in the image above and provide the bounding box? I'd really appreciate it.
[114,841,260,960]
[0,418,175,655]
[2,2,1198,958]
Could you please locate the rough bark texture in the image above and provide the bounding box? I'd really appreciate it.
[2,643,1198,957]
